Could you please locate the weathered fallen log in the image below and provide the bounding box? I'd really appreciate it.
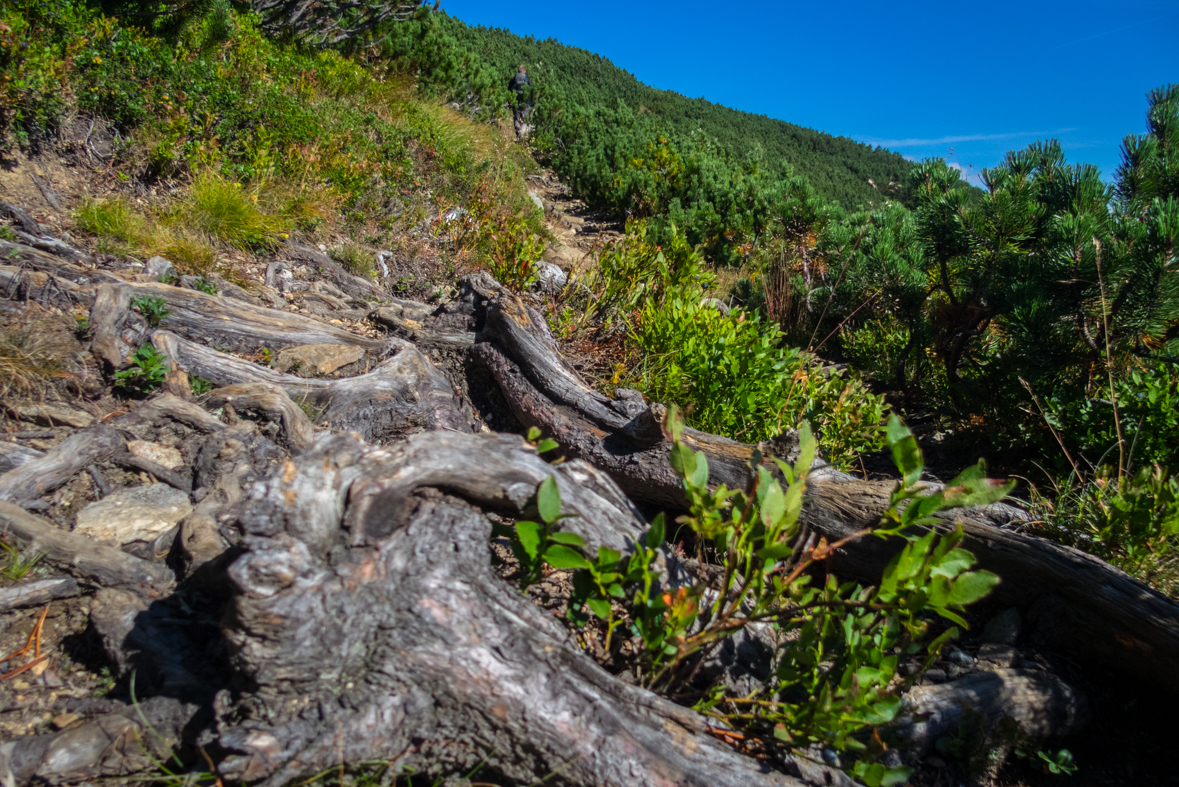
[211,431,843,787]
[155,330,475,439]
[0,265,94,307]
[470,277,1179,699]
[0,426,123,506]
[0,501,171,588]
[89,280,390,368]
[0,576,80,612]
[0,441,43,474]
[0,394,224,506]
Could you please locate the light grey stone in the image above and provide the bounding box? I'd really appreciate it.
[945,646,975,667]
[144,256,175,280]
[701,297,731,316]
[126,440,184,469]
[74,483,192,546]
[275,344,365,377]
[534,261,568,292]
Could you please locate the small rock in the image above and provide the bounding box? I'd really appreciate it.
[945,646,975,668]
[527,189,545,211]
[51,713,81,730]
[700,297,731,316]
[74,483,193,546]
[922,668,948,684]
[533,261,568,292]
[42,667,64,688]
[982,608,1021,645]
[275,344,365,377]
[30,659,49,677]
[946,663,964,679]
[126,440,184,469]
[977,643,1019,668]
[144,256,175,280]
[11,679,29,690]
[7,403,94,429]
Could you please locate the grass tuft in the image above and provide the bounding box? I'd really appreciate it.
[160,232,217,275]
[0,323,68,398]
[183,172,289,251]
[0,541,43,583]
[75,198,151,254]
[328,242,376,279]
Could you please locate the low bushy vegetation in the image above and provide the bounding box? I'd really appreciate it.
[3,0,542,279]
[556,220,888,469]
[509,412,1010,784]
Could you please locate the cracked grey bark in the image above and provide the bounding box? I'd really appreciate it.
[90,281,390,368]
[213,431,838,787]
[154,330,475,440]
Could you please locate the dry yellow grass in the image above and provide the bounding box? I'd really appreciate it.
[0,323,69,398]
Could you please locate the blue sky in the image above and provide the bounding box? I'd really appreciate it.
[441,0,1178,185]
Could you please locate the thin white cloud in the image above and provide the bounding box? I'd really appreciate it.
[860,129,1077,148]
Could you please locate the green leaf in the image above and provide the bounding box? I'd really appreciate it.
[597,547,622,566]
[536,438,559,454]
[928,574,952,607]
[886,414,923,486]
[941,461,1016,510]
[526,426,541,442]
[515,520,541,561]
[931,548,976,579]
[880,766,914,787]
[543,545,592,570]
[794,421,816,478]
[760,480,786,528]
[549,531,584,547]
[537,476,561,524]
[669,441,696,480]
[689,450,710,489]
[647,513,665,548]
[586,597,612,618]
[756,542,795,562]
[949,570,1000,605]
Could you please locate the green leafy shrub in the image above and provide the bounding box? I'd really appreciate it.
[130,295,171,328]
[505,411,1009,782]
[193,274,218,295]
[189,375,214,395]
[1033,465,1179,597]
[114,344,169,396]
[1047,361,1179,471]
[632,295,886,468]
[577,219,714,331]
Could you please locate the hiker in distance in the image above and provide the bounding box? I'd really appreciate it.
[510,64,532,138]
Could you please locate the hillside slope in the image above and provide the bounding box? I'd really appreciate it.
[442,18,915,207]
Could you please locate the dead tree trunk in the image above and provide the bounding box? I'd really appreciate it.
[212,431,844,787]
